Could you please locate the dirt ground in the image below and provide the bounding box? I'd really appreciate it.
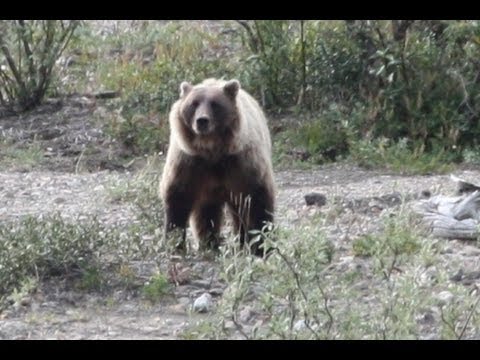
[1,99,480,340]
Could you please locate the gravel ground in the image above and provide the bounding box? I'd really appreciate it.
[1,164,480,339]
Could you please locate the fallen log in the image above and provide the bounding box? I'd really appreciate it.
[414,176,480,240]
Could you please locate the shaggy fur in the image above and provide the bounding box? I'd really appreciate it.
[159,78,275,256]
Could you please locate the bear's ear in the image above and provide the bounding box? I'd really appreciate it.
[180,81,193,98]
[223,79,240,99]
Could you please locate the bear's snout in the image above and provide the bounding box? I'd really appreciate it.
[194,116,211,134]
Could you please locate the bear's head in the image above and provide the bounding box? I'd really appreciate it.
[178,79,240,137]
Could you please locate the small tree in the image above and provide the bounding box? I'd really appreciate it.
[0,20,79,113]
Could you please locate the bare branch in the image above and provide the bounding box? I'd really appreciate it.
[274,248,321,340]
[458,296,480,340]
[235,20,258,53]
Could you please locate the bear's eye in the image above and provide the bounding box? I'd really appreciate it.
[210,101,220,110]
[191,100,199,108]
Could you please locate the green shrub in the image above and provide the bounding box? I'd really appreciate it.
[295,110,349,163]
[142,273,172,303]
[0,20,79,112]
[0,214,112,307]
[349,137,457,175]
[183,206,480,339]
[70,21,236,155]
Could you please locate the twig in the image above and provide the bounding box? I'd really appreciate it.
[231,314,250,340]
[440,305,459,339]
[315,274,334,336]
[235,20,258,53]
[75,147,86,174]
[274,248,321,340]
[458,296,480,340]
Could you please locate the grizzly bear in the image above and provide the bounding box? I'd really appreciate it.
[159,78,275,256]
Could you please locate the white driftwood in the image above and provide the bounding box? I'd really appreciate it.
[414,176,480,240]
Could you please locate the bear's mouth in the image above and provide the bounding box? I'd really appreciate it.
[193,129,212,136]
[193,125,214,136]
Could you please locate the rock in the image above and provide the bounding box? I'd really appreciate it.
[461,246,480,257]
[304,193,327,207]
[420,190,431,199]
[435,291,454,306]
[191,279,211,289]
[416,311,436,325]
[209,288,224,296]
[450,269,464,282]
[192,289,208,297]
[19,297,31,307]
[239,306,254,324]
[459,270,480,285]
[224,320,236,330]
[93,91,119,99]
[293,319,307,332]
[465,271,480,280]
[193,293,213,313]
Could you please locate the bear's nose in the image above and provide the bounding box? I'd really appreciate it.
[196,117,209,130]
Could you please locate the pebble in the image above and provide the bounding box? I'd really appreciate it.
[191,279,211,289]
[193,293,213,313]
[293,319,307,332]
[208,288,224,296]
[416,311,436,325]
[449,269,463,282]
[239,306,254,324]
[435,291,454,306]
[224,320,236,330]
[304,193,327,207]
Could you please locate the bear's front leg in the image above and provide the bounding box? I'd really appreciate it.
[247,184,274,257]
[191,202,224,252]
[230,183,274,257]
[163,188,194,253]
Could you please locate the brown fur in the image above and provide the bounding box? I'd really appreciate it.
[159,78,275,256]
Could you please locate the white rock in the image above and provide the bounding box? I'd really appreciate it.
[193,293,213,313]
[293,319,307,332]
[224,320,236,330]
[435,291,454,306]
[420,333,438,340]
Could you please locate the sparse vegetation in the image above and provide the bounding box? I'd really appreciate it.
[0,214,107,308]
[183,209,480,340]
[0,206,163,310]
[142,273,172,303]
[2,20,480,339]
[348,137,457,175]
[0,140,44,171]
[67,21,480,170]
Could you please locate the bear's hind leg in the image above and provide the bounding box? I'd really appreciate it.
[191,203,224,252]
